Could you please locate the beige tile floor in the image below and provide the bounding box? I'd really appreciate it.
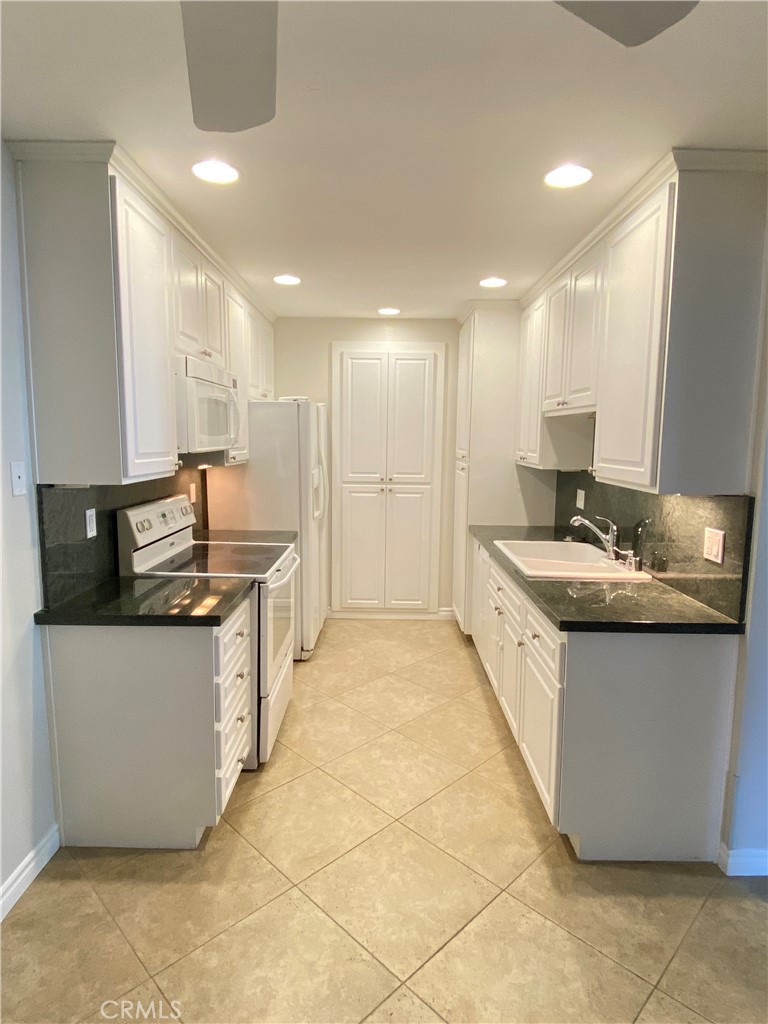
[2,618,766,1024]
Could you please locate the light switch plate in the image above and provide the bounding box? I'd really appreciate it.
[10,461,27,496]
[576,488,585,510]
[85,508,97,539]
[703,527,725,564]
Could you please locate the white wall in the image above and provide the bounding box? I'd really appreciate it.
[722,290,768,874]
[1,144,58,912]
[274,317,460,609]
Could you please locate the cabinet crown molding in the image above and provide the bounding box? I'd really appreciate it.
[456,299,519,325]
[520,148,767,308]
[8,138,276,324]
[6,139,116,162]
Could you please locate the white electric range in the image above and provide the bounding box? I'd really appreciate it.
[118,495,299,765]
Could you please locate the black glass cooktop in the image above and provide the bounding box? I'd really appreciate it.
[146,542,291,581]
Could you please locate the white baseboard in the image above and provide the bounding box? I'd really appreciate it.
[327,608,457,621]
[718,841,768,876]
[1,823,60,920]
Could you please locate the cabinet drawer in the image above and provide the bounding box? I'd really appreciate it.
[214,599,251,675]
[216,721,251,816]
[523,603,564,680]
[490,565,523,628]
[216,687,251,771]
[214,643,250,724]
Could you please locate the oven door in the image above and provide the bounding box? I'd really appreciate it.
[185,376,239,452]
[259,552,299,697]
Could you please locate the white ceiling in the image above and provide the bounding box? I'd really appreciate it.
[2,1,766,319]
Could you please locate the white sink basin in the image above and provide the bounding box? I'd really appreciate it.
[493,540,651,581]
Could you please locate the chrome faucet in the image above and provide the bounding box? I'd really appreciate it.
[569,515,619,558]
[569,514,644,571]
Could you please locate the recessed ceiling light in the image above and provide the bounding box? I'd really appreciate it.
[378,307,400,315]
[544,163,593,189]
[273,274,301,285]
[191,159,240,184]
[479,277,507,288]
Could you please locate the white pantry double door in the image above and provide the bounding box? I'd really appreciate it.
[332,342,445,612]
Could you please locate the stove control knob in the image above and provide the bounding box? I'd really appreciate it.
[143,518,153,530]
[136,521,145,533]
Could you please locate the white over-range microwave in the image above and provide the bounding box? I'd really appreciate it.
[175,356,240,454]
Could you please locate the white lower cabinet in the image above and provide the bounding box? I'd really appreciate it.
[385,485,432,609]
[43,600,252,849]
[340,484,387,608]
[468,538,739,860]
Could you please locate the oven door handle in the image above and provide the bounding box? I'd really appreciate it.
[267,553,301,592]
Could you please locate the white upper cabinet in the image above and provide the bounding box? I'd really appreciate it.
[202,260,228,368]
[542,273,569,413]
[112,177,178,481]
[339,351,389,483]
[386,351,436,484]
[522,151,766,493]
[593,185,672,490]
[516,296,546,466]
[565,243,602,410]
[247,304,275,400]
[224,285,249,465]
[170,229,205,359]
[455,316,473,459]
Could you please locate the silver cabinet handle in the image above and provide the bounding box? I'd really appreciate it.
[230,454,237,462]
[380,487,385,492]
[236,670,245,679]
[236,630,245,639]
[517,639,525,647]
[531,632,540,640]
[496,585,503,593]
[237,714,246,723]
[238,756,246,765]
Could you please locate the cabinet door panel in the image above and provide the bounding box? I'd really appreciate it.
[472,543,490,657]
[340,352,388,482]
[247,305,274,400]
[452,461,469,629]
[519,644,563,824]
[566,244,602,410]
[387,352,436,483]
[593,184,673,489]
[340,485,386,608]
[484,583,502,694]
[385,485,432,609]
[516,308,531,460]
[171,231,204,358]
[499,615,522,739]
[542,274,569,412]
[525,296,547,464]
[202,260,227,367]
[112,178,176,480]
[456,317,473,459]
[225,286,248,464]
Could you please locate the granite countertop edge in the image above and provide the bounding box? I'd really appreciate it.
[469,525,744,635]
[34,529,297,627]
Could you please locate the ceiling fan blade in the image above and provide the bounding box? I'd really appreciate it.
[181,1,277,133]
[555,1,699,46]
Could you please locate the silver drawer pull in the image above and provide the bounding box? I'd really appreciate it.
[531,632,540,640]
[236,629,245,639]
[236,670,245,679]
[517,639,525,648]
[496,585,503,593]
[238,756,246,765]
[237,714,246,723]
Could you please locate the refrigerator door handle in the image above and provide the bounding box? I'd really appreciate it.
[319,450,329,521]
[311,466,323,520]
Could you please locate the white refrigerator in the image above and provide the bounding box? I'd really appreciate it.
[206,399,330,660]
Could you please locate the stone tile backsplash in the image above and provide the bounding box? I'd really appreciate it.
[555,472,754,621]
[37,468,205,609]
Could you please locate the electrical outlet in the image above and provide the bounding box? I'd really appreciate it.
[703,527,725,564]
[85,508,97,539]
[576,488,585,510]
[189,482,197,504]
[10,461,27,496]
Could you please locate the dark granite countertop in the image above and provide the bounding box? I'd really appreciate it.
[195,529,298,545]
[34,576,253,627]
[470,525,744,635]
